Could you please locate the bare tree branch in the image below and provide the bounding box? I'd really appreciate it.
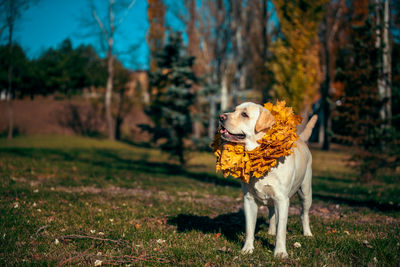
[327,0,345,48]
[115,0,137,28]
[90,1,109,41]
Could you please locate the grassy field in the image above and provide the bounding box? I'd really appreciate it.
[0,136,399,266]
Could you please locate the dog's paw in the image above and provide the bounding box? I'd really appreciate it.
[241,244,254,254]
[303,232,313,237]
[274,249,288,258]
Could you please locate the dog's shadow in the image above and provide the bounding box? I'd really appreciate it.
[168,210,274,250]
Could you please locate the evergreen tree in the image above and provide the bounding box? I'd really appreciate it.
[0,43,32,97]
[143,32,197,165]
[334,11,394,182]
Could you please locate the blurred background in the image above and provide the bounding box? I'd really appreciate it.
[0,0,399,180]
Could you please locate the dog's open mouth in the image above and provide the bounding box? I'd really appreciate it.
[220,125,246,141]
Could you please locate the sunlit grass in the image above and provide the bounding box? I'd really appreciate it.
[0,135,399,265]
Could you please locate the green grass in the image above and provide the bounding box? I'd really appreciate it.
[0,135,399,266]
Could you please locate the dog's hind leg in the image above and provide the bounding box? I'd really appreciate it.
[298,162,313,237]
[241,191,258,254]
[267,205,276,235]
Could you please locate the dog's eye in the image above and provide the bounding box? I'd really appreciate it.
[241,112,249,118]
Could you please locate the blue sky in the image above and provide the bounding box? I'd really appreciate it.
[15,0,151,70]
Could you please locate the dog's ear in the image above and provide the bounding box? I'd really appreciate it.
[255,107,275,133]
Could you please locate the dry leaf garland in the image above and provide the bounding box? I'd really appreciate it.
[211,101,302,183]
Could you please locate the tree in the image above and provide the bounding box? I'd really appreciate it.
[85,0,136,140]
[143,32,197,165]
[246,0,276,103]
[112,60,132,140]
[0,43,33,98]
[35,39,106,96]
[334,7,388,182]
[319,0,345,150]
[0,0,35,139]
[147,0,166,73]
[269,0,326,114]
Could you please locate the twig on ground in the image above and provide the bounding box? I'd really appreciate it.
[99,254,171,264]
[33,225,47,238]
[58,242,95,267]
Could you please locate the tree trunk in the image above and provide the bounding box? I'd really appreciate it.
[115,90,124,141]
[7,89,14,140]
[261,0,269,103]
[382,0,391,122]
[105,49,115,140]
[7,16,14,140]
[105,0,115,140]
[208,95,217,139]
[220,70,229,111]
[321,16,331,150]
[178,143,185,166]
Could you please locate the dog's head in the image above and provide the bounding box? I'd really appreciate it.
[219,102,275,150]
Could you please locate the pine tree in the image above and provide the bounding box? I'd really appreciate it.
[143,32,197,165]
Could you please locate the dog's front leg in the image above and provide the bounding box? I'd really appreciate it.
[241,191,258,254]
[273,196,289,258]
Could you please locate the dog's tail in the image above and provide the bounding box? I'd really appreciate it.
[300,115,318,142]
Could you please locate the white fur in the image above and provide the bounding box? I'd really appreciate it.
[221,102,316,258]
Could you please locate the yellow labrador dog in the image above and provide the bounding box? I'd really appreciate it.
[219,102,317,258]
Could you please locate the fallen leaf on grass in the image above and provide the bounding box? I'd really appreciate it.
[94,259,102,266]
[218,246,232,253]
[90,230,96,234]
[293,242,301,248]
[344,230,350,235]
[54,239,59,245]
[214,233,221,238]
[156,218,167,225]
[362,240,373,248]
[135,224,141,230]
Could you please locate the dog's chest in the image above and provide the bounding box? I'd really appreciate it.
[247,177,276,205]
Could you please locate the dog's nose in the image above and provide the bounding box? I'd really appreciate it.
[219,114,227,122]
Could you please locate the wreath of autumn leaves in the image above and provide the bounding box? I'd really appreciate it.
[211,101,302,183]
